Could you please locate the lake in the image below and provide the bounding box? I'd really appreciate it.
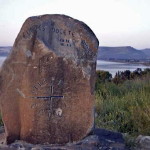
[97,60,150,77]
[0,57,149,77]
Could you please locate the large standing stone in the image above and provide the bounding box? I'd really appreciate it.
[0,14,99,144]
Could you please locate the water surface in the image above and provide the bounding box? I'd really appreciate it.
[97,60,150,77]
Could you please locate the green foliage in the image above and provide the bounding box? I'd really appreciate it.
[112,68,150,84]
[95,69,150,136]
[95,70,112,90]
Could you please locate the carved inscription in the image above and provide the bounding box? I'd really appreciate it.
[23,20,75,47]
[31,78,47,95]
[30,78,64,119]
[39,55,53,74]
[57,38,72,47]
[22,20,95,61]
[81,40,89,50]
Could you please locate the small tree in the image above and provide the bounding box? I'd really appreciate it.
[95,70,112,90]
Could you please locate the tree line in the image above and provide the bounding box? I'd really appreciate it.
[96,68,150,88]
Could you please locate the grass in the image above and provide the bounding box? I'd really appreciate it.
[95,74,150,136]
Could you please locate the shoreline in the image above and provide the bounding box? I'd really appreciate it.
[98,59,150,66]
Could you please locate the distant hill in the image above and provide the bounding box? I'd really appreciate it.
[142,49,150,59]
[0,46,12,56]
[98,46,150,61]
[1,46,150,61]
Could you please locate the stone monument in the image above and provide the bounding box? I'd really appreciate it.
[0,14,99,144]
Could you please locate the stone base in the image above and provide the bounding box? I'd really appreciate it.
[0,127,126,150]
[135,135,150,150]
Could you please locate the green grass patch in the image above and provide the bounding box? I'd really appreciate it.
[95,74,150,136]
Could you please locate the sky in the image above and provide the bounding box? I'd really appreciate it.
[0,0,150,49]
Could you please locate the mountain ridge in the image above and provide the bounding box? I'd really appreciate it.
[98,46,150,60]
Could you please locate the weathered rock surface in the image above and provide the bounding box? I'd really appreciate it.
[135,135,150,150]
[0,127,127,150]
[0,14,99,144]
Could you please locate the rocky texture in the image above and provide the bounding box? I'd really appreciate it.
[0,14,99,144]
[0,127,126,150]
[135,135,150,150]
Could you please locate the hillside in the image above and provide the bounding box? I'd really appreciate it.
[142,49,150,59]
[98,46,150,61]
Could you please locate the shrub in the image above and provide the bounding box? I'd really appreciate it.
[95,73,150,136]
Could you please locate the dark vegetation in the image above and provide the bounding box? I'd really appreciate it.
[95,68,150,136]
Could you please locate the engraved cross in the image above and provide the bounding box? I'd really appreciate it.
[31,79,64,118]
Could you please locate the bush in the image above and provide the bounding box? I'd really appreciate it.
[95,72,150,136]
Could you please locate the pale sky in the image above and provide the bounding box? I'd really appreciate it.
[0,0,150,49]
